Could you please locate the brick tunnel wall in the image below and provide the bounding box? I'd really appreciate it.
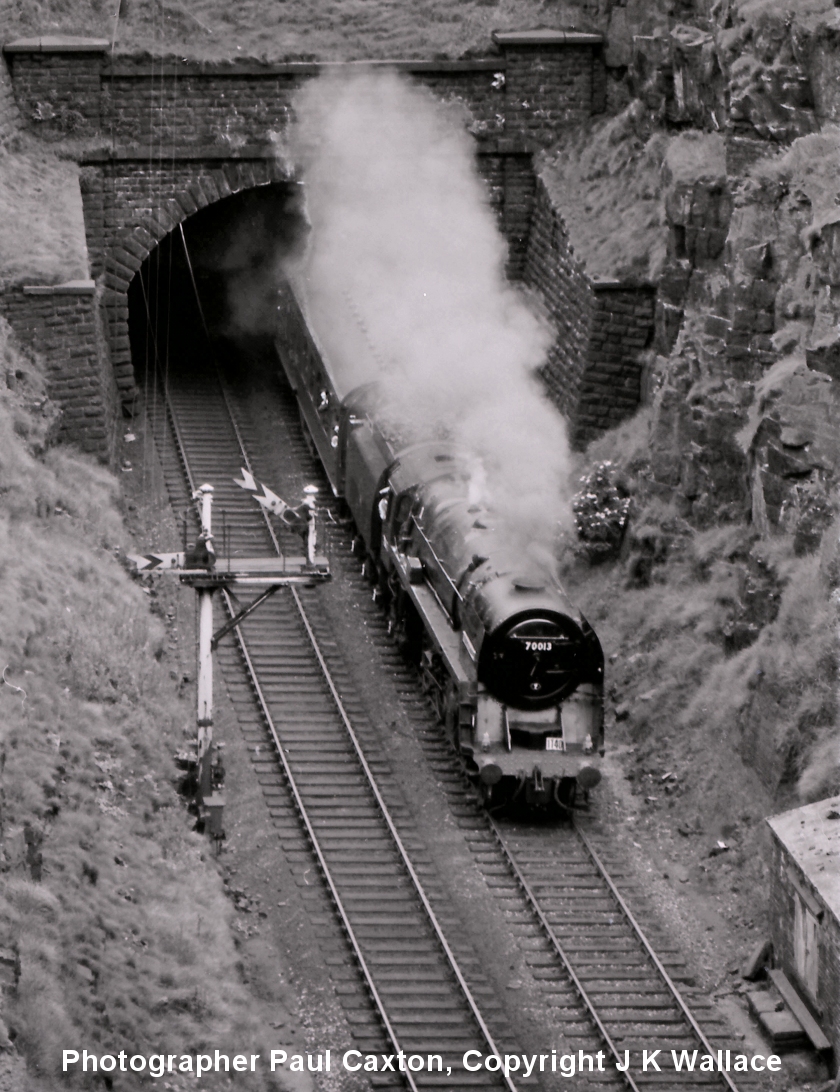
[79,156,293,404]
[3,34,609,455]
[0,283,117,456]
[524,177,654,448]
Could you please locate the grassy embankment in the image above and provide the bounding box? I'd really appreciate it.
[573,410,836,816]
[0,318,290,1088]
[5,0,571,60]
[544,97,840,816]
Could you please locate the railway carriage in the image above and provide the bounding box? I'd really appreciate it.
[276,279,604,809]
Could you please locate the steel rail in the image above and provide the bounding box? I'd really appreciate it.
[574,823,743,1092]
[136,274,198,506]
[224,592,423,1092]
[160,374,426,1087]
[216,381,520,1092]
[163,375,520,1090]
[157,374,427,1088]
[162,372,738,1092]
[487,818,643,1092]
[288,584,518,1092]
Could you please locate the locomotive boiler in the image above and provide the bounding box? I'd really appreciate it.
[276,279,604,809]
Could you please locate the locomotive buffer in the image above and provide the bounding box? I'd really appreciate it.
[129,480,329,842]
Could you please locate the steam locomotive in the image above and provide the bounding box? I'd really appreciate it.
[276,280,604,809]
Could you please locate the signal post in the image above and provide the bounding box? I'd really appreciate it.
[130,478,329,844]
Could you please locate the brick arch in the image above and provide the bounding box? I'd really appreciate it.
[101,158,293,404]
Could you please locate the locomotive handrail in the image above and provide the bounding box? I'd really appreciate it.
[410,521,464,604]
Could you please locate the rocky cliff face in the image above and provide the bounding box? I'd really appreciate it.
[554,0,840,534]
[543,0,840,799]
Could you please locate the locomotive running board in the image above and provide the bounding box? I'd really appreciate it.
[387,544,471,689]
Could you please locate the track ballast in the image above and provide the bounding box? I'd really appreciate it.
[140,355,757,1092]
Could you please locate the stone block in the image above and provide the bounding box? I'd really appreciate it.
[806,333,840,381]
[705,314,730,338]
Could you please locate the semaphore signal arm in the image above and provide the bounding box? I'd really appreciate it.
[126,480,330,844]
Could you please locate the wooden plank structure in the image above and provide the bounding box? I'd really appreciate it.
[766,795,840,1067]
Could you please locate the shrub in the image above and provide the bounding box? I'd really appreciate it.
[572,461,631,562]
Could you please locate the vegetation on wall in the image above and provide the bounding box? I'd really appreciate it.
[540,104,670,285]
[0,149,88,290]
[4,0,586,60]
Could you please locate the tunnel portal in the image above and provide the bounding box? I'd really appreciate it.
[128,183,306,391]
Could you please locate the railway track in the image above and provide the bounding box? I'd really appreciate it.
[140,353,756,1092]
[144,361,526,1091]
[487,819,755,1090]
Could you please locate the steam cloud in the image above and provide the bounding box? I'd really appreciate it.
[287,70,573,551]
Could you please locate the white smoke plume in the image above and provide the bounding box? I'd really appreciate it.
[287,70,573,552]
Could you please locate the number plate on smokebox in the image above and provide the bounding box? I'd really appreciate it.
[545,737,566,752]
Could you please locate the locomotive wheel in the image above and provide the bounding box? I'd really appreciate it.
[442,681,459,745]
[427,678,445,722]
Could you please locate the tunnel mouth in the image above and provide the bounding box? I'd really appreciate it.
[128,182,307,389]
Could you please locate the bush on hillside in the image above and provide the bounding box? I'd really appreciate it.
[572,461,631,563]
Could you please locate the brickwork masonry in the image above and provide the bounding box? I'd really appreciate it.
[0,283,117,459]
[80,157,293,403]
[524,178,654,448]
[2,33,608,450]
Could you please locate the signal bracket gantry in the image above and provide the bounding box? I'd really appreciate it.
[128,480,330,846]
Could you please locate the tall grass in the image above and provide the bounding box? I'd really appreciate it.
[7,0,575,59]
[571,408,838,819]
[0,320,279,1086]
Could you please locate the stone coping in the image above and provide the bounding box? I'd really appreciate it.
[22,280,96,296]
[80,144,283,163]
[4,36,110,53]
[79,137,535,163]
[105,58,503,77]
[492,29,603,46]
[3,40,502,71]
[4,29,603,61]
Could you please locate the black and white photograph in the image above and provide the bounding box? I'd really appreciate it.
[0,1,839,1089]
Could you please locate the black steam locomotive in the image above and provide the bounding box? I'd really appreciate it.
[276,280,604,809]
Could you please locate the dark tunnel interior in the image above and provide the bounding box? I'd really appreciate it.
[128,182,307,385]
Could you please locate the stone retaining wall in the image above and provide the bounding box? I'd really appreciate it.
[524,178,654,446]
[2,32,607,450]
[0,282,117,458]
